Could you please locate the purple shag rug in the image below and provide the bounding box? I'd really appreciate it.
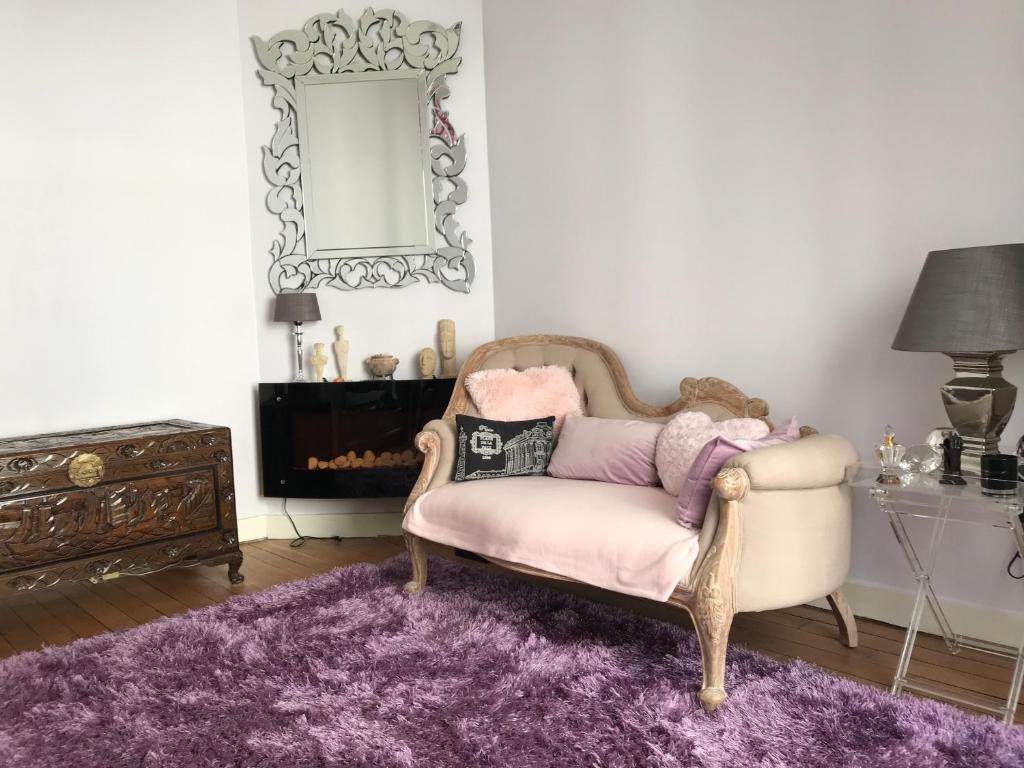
[1,556,1022,767]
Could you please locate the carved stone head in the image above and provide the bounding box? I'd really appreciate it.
[419,348,437,378]
[439,319,455,358]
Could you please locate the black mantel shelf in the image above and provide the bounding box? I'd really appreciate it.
[258,379,455,499]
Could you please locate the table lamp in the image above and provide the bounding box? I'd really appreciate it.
[274,293,321,382]
[892,244,1024,474]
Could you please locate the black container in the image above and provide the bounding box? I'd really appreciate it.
[980,453,1018,497]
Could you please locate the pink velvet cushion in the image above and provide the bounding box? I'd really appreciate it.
[465,365,583,432]
[676,417,801,529]
[655,411,770,495]
[547,415,663,486]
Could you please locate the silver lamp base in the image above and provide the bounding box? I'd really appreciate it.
[291,321,307,382]
[941,352,1017,475]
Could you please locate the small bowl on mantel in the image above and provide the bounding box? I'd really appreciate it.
[365,354,400,378]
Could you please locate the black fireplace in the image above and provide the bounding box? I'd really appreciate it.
[258,380,455,498]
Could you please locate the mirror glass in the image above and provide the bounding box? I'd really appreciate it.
[296,71,434,260]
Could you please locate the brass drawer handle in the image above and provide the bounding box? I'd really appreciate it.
[68,453,105,488]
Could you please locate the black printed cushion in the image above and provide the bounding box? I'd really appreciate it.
[453,415,556,482]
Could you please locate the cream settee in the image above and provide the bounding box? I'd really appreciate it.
[402,335,858,712]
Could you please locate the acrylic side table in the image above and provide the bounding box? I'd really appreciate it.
[849,465,1024,724]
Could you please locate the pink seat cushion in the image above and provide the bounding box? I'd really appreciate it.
[465,365,583,432]
[677,417,802,529]
[655,411,770,495]
[547,415,663,486]
[404,476,701,601]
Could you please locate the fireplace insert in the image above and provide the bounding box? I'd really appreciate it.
[258,380,455,498]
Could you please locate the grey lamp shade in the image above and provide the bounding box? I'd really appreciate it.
[273,293,321,323]
[892,244,1024,353]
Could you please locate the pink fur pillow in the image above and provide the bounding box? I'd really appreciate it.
[655,411,770,495]
[465,365,582,431]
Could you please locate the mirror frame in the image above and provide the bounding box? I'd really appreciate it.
[252,8,474,293]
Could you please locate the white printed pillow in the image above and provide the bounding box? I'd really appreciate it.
[655,411,770,495]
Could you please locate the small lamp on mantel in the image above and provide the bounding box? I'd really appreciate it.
[892,244,1024,475]
[274,293,321,382]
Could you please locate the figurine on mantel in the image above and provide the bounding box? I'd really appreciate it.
[310,343,328,382]
[940,431,967,486]
[333,326,349,381]
[419,347,437,379]
[439,319,457,378]
[876,425,905,485]
[366,354,399,379]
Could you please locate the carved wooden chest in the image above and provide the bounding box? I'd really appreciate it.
[0,420,243,593]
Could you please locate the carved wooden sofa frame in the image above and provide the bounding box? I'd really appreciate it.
[402,335,858,713]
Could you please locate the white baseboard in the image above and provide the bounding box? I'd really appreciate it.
[236,512,403,542]
[237,515,268,542]
[810,579,1024,647]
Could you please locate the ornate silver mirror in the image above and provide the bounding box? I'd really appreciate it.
[253,8,474,293]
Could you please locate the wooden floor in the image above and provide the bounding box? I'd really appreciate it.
[1,536,1019,723]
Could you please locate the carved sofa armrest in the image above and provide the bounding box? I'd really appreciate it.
[403,419,457,514]
[725,434,858,491]
[716,435,859,614]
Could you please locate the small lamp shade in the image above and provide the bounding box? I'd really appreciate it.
[273,293,321,323]
[892,244,1024,353]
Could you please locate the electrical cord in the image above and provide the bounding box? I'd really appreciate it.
[1009,508,1024,579]
[282,497,344,548]
[1009,553,1024,580]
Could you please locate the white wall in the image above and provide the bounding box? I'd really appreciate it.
[238,0,494,519]
[483,0,1024,615]
[0,0,492,534]
[1,1,269,521]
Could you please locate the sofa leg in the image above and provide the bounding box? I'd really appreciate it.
[404,533,428,594]
[690,467,746,714]
[693,599,734,713]
[826,589,858,648]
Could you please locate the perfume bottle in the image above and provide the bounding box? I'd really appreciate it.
[876,425,905,485]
